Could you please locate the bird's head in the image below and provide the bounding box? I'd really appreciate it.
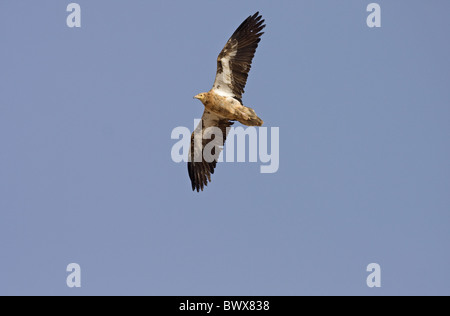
[194,93,206,102]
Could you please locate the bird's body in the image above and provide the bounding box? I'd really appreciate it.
[195,92,263,127]
[188,12,266,192]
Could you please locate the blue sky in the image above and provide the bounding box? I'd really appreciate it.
[0,0,449,295]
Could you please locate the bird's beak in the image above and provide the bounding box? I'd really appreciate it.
[194,94,201,100]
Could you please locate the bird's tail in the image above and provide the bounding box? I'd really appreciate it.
[237,106,264,126]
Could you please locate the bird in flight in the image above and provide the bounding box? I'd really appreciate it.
[189,12,266,192]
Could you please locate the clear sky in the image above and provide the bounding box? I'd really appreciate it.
[1,0,449,296]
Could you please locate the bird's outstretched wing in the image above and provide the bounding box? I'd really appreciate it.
[188,111,234,192]
[212,12,266,103]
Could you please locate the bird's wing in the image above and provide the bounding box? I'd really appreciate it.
[212,12,265,103]
[188,110,234,192]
